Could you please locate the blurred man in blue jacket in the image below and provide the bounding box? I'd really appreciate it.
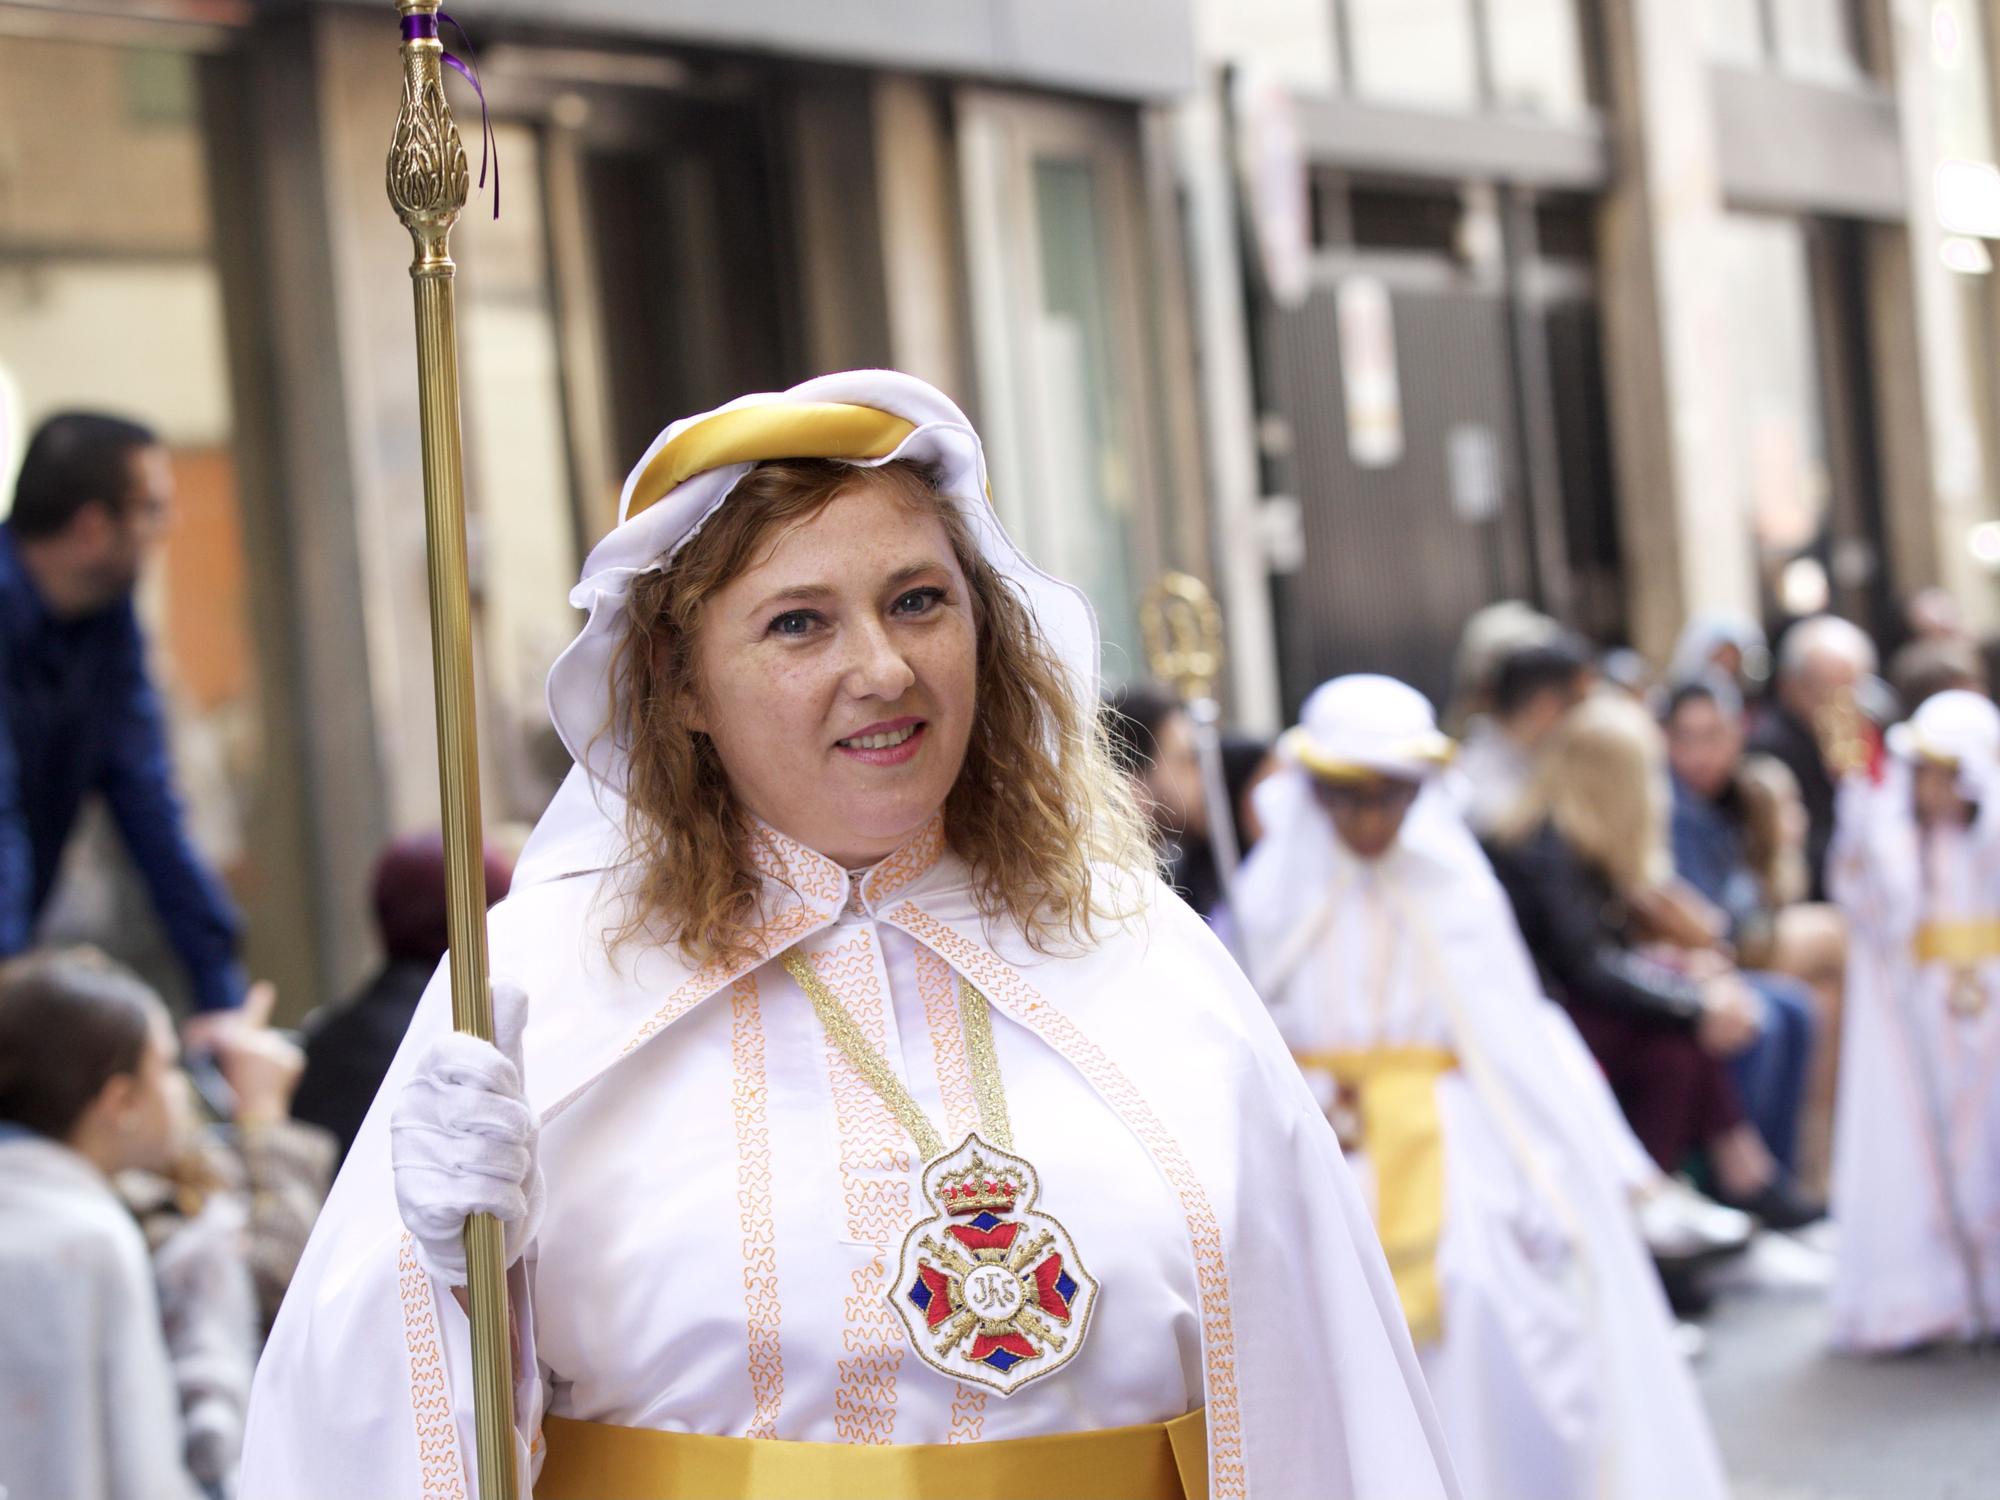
[0,412,245,1020]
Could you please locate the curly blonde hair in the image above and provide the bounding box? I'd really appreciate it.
[608,458,1153,968]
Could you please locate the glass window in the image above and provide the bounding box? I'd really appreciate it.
[1704,0,1768,66]
[1713,216,1832,607]
[1487,0,1591,118]
[1346,0,1480,111]
[1030,156,1144,666]
[1771,0,1863,83]
[1933,0,1996,165]
[1705,0,1769,67]
[460,125,588,821]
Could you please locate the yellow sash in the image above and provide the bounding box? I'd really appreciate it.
[535,1407,1209,1499]
[1293,1046,1458,1344]
[1912,918,2000,966]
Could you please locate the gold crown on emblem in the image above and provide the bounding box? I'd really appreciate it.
[939,1154,1021,1216]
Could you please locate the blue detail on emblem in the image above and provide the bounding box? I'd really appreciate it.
[969,1211,1004,1232]
[981,1347,1024,1372]
[908,1278,933,1312]
[1055,1270,1078,1303]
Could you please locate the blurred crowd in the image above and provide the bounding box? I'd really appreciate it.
[1108,589,2000,1349]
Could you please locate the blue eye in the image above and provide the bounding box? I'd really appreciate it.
[894,587,947,616]
[768,610,819,638]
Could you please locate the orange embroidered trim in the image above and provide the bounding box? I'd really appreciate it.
[811,932,909,1444]
[916,941,989,1442]
[862,813,948,906]
[730,973,786,1439]
[888,907,1246,1498]
[749,822,846,907]
[619,905,820,1056]
[397,1234,470,1499]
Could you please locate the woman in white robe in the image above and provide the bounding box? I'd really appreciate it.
[1828,688,2000,1350]
[1236,675,1729,1500]
[240,372,1458,1499]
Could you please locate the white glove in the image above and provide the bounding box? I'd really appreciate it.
[390,980,544,1284]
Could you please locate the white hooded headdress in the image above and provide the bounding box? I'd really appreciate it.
[520,370,1101,884]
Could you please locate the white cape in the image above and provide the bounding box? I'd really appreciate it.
[1236,774,1729,1500]
[242,769,1460,1499]
[1828,764,2000,1349]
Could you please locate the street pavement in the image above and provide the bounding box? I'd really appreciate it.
[1694,1226,1999,1500]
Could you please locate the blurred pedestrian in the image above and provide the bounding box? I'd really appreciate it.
[0,947,203,1500]
[1452,633,1594,833]
[291,832,515,1164]
[1238,675,1728,1500]
[1887,635,1984,716]
[1486,695,1820,1227]
[1828,689,2000,1350]
[1101,680,1220,914]
[1902,585,1967,646]
[1750,614,1878,900]
[0,413,250,1030]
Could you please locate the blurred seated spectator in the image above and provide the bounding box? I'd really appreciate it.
[1667,610,1769,697]
[1888,635,1985,716]
[1749,615,1878,900]
[1446,600,1559,733]
[291,832,514,1166]
[1220,731,1279,856]
[128,1002,334,1500]
[1454,633,1594,833]
[0,948,203,1500]
[1485,694,1820,1228]
[1735,752,1848,1195]
[1664,678,1822,1176]
[1599,646,1659,709]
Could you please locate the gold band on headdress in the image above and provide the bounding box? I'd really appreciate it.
[1281,727,1456,783]
[626,401,919,518]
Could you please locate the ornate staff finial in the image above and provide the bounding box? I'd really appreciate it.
[389,0,470,270]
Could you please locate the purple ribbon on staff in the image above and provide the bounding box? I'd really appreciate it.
[401,10,499,218]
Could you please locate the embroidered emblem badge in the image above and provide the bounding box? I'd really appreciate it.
[890,1132,1097,1396]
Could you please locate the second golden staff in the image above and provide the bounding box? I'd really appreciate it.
[1141,572,1241,910]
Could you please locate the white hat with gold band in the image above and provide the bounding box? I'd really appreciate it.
[1279,674,1455,784]
[1886,688,2000,773]
[545,370,1100,794]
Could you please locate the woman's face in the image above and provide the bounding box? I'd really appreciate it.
[108,1005,191,1175]
[688,478,978,868]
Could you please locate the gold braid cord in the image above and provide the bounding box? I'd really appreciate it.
[780,951,1013,1159]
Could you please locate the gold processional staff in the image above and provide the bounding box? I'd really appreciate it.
[1140,572,1240,909]
[386,3,515,1495]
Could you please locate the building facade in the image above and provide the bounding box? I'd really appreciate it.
[1188,0,2000,714]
